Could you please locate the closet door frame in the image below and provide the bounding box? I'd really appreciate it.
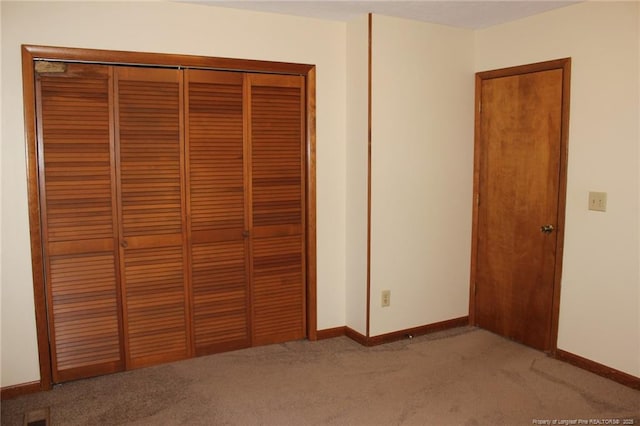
[21,44,317,391]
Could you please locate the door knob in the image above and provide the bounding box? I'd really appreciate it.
[121,240,128,248]
[540,224,554,234]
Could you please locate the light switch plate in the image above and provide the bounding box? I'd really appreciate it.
[588,191,607,212]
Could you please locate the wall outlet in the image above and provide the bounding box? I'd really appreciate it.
[381,290,390,307]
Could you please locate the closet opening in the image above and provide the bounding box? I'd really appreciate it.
[22,45,317,390]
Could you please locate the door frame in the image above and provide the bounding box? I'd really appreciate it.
[469,58,571,353]
[21,44,317,391]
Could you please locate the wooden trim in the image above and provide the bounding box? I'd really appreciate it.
[316,326,346,340]
[346,317,469,347]
[1,381,42,400]
[21,44,318,386]
[306,66,318,341]
[21,45,51,392]
[476,58,571,80]
[345,327,369,346]
[366,12,373,339]
[550,59,571,354]
[470,58,571,353]
[367,317,469,346]
[468,73,482,326]
[555,349,640,390]
[299,76,308,342]
[158,317,468,346]
[34,61,54,381]
[22,45,313,75]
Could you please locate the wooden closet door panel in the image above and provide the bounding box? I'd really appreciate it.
[252,235,304,344]
[191,240,248,352]
[248,74,306,346]
[185,70,250,354]
[115,67,191,368]
[36,63,124,382]
[48,253,121,379]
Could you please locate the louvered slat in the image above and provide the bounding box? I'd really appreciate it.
[187,71,244,232]
[50,254,121,370]
[252,236,304,344]
[116,67,190,368]
[123,246,188,358]
[41,73,114,242]
[37,63,124,382]
[249,75,306,345]
[251,86,303,228]
[185,70,250,354]
[191,241,248,352]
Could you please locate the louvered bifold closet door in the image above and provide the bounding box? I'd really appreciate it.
[36,63,125,382]
[114,67,191,368]
[185,70,250,355]
[248,74,306,345]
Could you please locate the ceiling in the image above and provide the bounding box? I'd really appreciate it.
[180,1,580,29]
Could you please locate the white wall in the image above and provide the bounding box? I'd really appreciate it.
[345,15,369,335]
[0,0,347,387]
[369,15,474,336]
[476,1,640,376]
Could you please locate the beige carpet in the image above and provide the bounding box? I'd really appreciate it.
[2,327,638,425]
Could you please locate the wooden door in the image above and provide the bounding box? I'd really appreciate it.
[473,60,570,351]
[248,74,306,345]
[114,67,191,368]
[33,58,309,384]
[36,63,125,382]
[186,71,307,349]
[185,70,251,355]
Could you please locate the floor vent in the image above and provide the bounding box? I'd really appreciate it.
[24,407,49,426]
